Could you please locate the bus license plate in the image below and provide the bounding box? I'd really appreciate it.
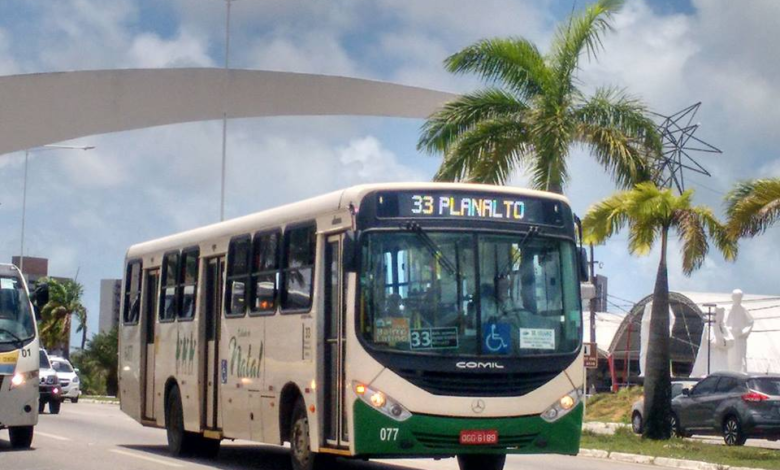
[459,430,498,445]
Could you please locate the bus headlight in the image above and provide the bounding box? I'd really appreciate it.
[10,370,38,389]
[353,381,411,422]
[541,389,582,423]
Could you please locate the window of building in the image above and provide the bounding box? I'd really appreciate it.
[226,235,251,317]
[160,252,179,322]
[250,230,280,315]
[179,248,199,320]
[123,260,142,324]
[281,224,316,312]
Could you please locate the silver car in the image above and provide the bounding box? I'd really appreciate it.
[631,379,699,434]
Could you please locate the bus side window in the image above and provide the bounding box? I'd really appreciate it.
[226,235,251,317]
[123,260,142,324]
[179,247,199,320]
[250,230,280,315]
[281,224,316,313]
[160,252,180,322]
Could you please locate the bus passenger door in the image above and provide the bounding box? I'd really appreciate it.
[203,257,224,430]
[323,235,348,448]
[142,269,159,421]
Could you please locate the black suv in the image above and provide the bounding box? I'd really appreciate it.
[672,372,780,445]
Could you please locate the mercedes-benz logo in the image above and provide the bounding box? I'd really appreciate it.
[471,399,486,414]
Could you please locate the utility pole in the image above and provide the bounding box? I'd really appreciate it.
[219,0,235,222]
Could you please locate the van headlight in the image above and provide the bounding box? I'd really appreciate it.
[541,389,582,422]
[353,381,412,422]
[10,370,38,389]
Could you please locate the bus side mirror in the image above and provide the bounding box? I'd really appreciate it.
[682,388,690,397]
[579,248,589,282]
[342,231,359,273]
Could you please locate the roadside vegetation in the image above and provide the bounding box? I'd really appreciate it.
[70,327,118,396]
[585,387,643,424]
[582,427,780,470]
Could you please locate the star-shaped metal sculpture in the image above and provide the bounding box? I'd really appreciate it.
[649,102,722,194]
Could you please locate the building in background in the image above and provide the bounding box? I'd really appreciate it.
[593,274,608,312]
[98,279,122,334]
[11,255,48,284]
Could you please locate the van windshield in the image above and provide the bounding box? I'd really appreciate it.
[0,276,36,350]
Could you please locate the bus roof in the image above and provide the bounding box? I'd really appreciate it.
[126,182,571,259]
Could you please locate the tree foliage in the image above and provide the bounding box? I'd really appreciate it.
[583,183,736,440]
[725,178,780,239]
[70,327,118,396]
[418,0,661,194]
[38,278,87,355]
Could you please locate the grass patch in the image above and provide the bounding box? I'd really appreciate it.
[582,428,780,470]
[585,387,643,424]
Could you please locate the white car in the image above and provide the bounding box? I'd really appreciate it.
[50,356,81,403]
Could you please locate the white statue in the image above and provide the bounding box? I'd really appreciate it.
[725,289,754,373]
[690,306,733,377]
[639,301,677,377]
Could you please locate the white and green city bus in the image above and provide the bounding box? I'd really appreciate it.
[119,183,585,470]
[0,263,40,449]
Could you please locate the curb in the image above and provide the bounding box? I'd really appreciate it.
[579,448,768,470]
[78,399,119,405]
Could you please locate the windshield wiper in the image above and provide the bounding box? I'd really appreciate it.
[0,328,24,347]
[401,221,459,277]
[498,226,539,278]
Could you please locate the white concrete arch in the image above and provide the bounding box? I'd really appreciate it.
[0,68,458,156]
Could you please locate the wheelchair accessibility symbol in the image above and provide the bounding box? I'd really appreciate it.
[483,323,511,354]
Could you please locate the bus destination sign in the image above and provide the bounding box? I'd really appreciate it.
[376,191,563,225]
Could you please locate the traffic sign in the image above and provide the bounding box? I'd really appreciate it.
[583,342,599,369]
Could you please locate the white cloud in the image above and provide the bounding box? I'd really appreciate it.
[128,30,213,68]
[246,31,360,77]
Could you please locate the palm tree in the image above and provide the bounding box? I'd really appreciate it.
[38,278,88,356]
[582,182,736,439]
[725,178,780,238]
[418,0,661,194]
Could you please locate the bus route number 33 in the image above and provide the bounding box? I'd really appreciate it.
[380,427,399,441]
[411,195,434,215]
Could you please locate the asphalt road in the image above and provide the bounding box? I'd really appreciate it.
[0,402,655,470]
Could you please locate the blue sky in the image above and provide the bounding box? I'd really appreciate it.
[0,0,778,346]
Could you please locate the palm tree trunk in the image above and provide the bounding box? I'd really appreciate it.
[81,326,87,351]
[642,226,673,440]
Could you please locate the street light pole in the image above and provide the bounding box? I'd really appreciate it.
[703,303,716,376]
[219,0,235,222]
[17,145,95,276]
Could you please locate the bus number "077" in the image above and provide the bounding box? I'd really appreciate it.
[379,428,399,441]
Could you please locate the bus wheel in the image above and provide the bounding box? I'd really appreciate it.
[9,426,34,449]
[49,399,61,415]
[457,454,506,470]
[165,386,197,457]
[290,399,326,470]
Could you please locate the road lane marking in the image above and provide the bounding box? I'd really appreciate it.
[109,449,184,468]
[35,431,72,441]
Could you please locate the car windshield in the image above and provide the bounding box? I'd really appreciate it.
[0,276,36,348]
[359,231,581,356]
[39,350,51,369]
[52,360,74,373]
[749,378,780,396]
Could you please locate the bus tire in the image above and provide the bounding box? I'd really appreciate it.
[289,398,326,470]
[457,454,506,470]
[9,426,34,449]
[49,399,61,415]
[165,386,197,457]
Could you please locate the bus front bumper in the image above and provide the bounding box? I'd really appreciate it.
[353,399,582,457]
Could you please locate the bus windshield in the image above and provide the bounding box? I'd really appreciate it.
[0,276,36,350]
[359,231,581,357]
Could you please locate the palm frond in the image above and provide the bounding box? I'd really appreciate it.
[550,0,624,97]
[725,178,780,238]
[445,37,551,99]
[418,89,528,154]
[529,108,573,192]
[582,190,631,244]
[434,118,531,185]
[575,88,661,187]
[627,216,657,256]
[673,209,709,275]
